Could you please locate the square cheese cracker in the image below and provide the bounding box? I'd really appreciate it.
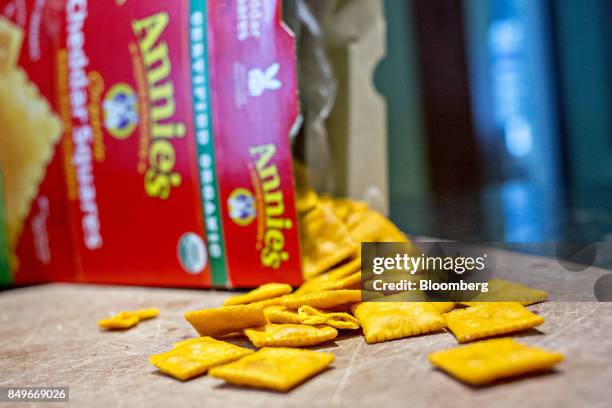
[209,347,334,391]
[444,303,544,343]
[184,304,267,337]
[460,279,548,306]
[429,338,563,385]
[150,337,253,381]
[352,302,446,344]
[244,323,338,348]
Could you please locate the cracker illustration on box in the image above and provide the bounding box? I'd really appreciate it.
[0,17,22,73]
[0,17,62,269]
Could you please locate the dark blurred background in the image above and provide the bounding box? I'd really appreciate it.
[377,0,612,244]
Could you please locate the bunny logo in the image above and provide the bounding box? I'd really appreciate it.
[103,83,139,140]
[248,62,282,97]
[227,188,256,226]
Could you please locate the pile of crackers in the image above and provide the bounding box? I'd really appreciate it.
[100,191,563,391]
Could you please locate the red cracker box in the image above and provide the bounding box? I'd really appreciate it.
[5,0,303,288]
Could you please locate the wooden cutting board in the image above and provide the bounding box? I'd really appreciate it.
[1,251,612,407]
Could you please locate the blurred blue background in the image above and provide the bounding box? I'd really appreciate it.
[378,0,612,244]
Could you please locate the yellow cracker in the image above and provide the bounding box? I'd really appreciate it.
[364,287,446,303]
[444,303,544,343]
[319,271,361,291]
[298,256,360,293]
[460,279,548,306]
[298,271,361,294]
[244,323,337,348]
[172,337,212,348]
[97,314,139,330]
[351,302,446,344]
[296,189,318,214]
[172,334,249,346]
[223,283,293,306]
[209,347,334,391]
[298,305,360,330]
[317,256,361,280]
[370,289,455,313]
[332,198,369,225]
[300,202,356,279]
[264,306,302,324]
[0,17,23,74]
[249,296,285,308]
[346,209,410,243]
[429,338,564,385]
[117,308,159,321]
[297,311,326,325]
[97,307,158,330]
[431,302,455,313]
[150,336,253,381]
[264,305,359,329]
[325,303,354,313]
[0,69,62,255]
[184,304,266,337]
[335,199,371,232]
[280,290,361,309]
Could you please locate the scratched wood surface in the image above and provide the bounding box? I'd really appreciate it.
[1,252,612,407]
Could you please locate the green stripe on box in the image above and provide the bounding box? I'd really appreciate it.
[0,172,11,285]
[189,0,229,286]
